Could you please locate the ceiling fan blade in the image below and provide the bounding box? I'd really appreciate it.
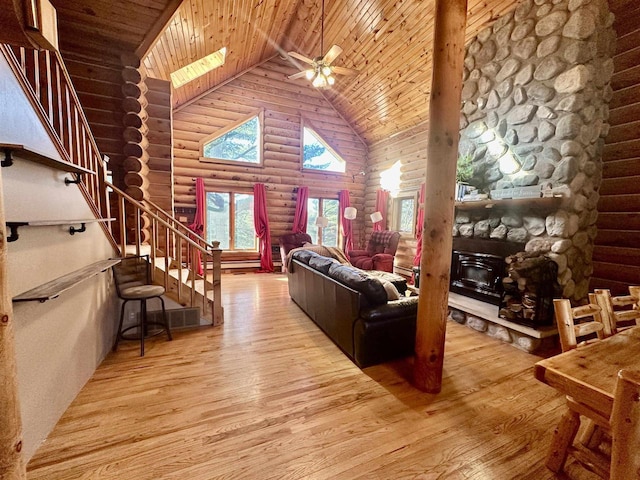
[332,66,359,76]
[288,51,314,65]
[322,45,343,65]
[288,70,311,80]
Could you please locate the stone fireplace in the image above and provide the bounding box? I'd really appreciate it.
[445,0,615,352]
[455,0,616,305]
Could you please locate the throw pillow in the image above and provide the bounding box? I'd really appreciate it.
[381,280,401,301]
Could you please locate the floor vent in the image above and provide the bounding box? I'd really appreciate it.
[147,307,201,329]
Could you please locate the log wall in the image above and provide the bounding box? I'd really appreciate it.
[591,0,640,294]
[172,56,367,250]
[144,77,173,213]
[367,123,429,275]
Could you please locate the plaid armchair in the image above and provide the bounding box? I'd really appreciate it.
[348,230,400,272]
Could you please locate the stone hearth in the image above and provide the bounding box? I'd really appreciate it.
[448,293,558,353]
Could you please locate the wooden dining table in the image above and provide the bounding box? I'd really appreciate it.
[534,325,640,475]
[535,326,640,420]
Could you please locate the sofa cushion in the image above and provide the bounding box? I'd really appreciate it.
[308,254,339,274]
[327,263,387,306]
[360,296,419,322]
[291,249,315,265]
[367,271,408,295]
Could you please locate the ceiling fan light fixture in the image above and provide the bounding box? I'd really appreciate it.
[327,75,335,86]
[305,69,315,80]
[312,74,326,88]
[322,65,332,76]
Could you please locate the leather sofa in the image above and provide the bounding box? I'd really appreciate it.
[287,250,418,368]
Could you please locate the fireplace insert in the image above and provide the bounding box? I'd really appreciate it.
[450,250,506,305]
[449,238,525,306]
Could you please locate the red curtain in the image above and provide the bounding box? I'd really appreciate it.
[412,183,426,282]
[338,189,353,253]
[292,186,308,233]
[253,183,274,272]
[188,178,206,275]
[373,189,389,231]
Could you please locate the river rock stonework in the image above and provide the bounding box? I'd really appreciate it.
[457,0,615,303]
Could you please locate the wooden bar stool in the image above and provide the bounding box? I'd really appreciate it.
[112,255,172,356]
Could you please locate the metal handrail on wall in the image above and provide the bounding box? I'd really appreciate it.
[1,43,223,326]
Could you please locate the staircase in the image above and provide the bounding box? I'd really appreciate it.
[1,44,223,326]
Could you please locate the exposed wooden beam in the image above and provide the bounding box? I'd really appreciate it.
[0,167,26,478]
[135,0,183,60]
[413,0,468,393]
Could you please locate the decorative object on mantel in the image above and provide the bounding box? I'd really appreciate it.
[499,251,561,328]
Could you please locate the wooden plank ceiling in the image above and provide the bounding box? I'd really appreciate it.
[143,0,521,144]
[49,0,521,144]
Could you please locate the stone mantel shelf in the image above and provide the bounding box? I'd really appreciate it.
[454,197,563,211]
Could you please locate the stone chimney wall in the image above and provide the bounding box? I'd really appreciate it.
[455,0,616,303]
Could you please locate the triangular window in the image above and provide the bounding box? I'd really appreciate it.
[200,112,262,165]
[302,126,346,173]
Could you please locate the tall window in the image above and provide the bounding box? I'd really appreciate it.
[200,112,262,165]
[306,197,339,247]
[302,126,346,173]
[393,196,416,235]
[206,192,256,251]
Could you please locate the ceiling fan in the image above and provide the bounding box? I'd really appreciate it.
[287,0,359,88]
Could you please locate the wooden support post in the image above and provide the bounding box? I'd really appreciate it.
[0,168,27,478]
[413,0,468,393]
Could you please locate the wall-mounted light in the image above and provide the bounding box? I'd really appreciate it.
[370,211,383,224]
[315,216,329,227]
[343,207,357,220]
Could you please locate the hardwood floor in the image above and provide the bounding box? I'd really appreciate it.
[27,273,586,479]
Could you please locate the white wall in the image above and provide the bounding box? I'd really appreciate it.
[1,53,118,461]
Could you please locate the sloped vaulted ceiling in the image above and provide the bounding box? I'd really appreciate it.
[143,0,522,144]
[52,0,521,144]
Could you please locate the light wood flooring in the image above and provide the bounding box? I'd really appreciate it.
[27,273,594,479]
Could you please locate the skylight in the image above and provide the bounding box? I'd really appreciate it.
[170,47,227,88]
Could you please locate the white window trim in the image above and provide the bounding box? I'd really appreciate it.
[391,191,418,238]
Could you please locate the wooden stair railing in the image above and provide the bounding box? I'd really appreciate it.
[143,198,215,260]
[1,43,223,326]
[0,44,115,249]
[107,181,223,326]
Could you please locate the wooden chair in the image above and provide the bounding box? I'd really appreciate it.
[591,287,640,334]
[610,369,640,479]
[547,299,615,475]
[553,299,613,353]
